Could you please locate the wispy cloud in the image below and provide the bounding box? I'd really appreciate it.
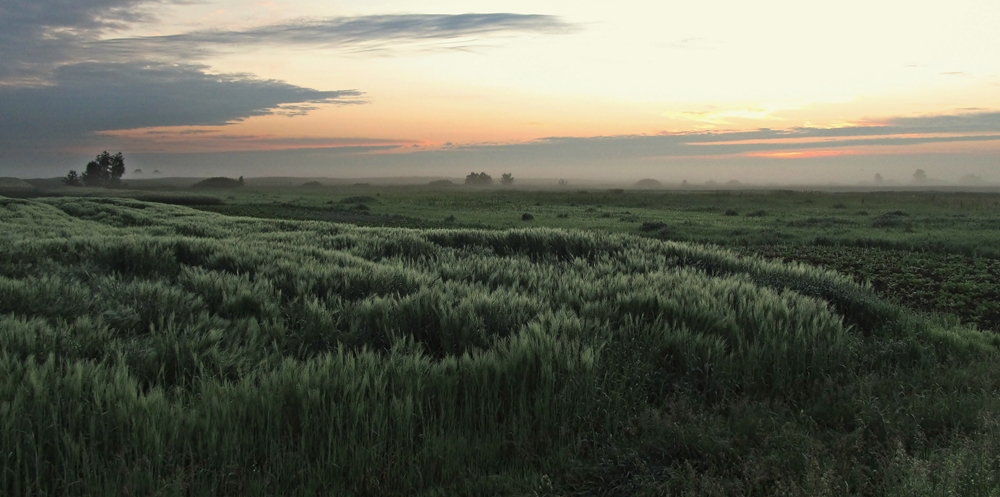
[664,107,788,126]
[414,111,1000,164]
[91,14,576,60]
[98,128,411,153]
[666,37,716,50]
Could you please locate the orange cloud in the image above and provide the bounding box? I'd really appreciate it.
[746,149,853,159]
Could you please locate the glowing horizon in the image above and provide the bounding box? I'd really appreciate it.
[1,0,999,184]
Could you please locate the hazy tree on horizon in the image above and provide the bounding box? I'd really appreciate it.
[500,173,514,186]
[558,179,568,187]
[913,169,928,184]
[465,172,493,186]
[874,173,884,184]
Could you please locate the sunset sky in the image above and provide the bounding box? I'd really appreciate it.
[2,0,999,184]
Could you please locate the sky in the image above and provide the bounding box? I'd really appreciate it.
[1,0,999,184]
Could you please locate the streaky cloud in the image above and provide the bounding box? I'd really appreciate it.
[427,111,1000,163]
[91,14,576,60]
[884,112,1000,133]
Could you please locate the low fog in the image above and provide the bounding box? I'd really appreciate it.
[5,145,997,189]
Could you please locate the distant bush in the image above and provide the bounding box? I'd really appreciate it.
[500,173,514,186]
[787,217,853,228]
[640,221,669,232]
[521,213,534,221]
[340,196,377,204]
[724,209,739,216]
[872,211,910,228]
[428,180,456,187]
[746,209,768,217]
[556,213,569,219]
[192,177,244,189]
[634,178,662,189]
[135,194,223,206]
[465,172,493,186]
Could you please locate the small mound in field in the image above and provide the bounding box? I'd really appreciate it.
[340,196,377,204]
[872,211,909,228]
[191,177,243,189]
[0,178,35,190]
[640,221,668,232]
[135,194,223,206]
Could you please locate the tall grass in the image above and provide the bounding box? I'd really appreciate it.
[1,196,999,495]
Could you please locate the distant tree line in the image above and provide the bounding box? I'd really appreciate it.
[465,172,514,186]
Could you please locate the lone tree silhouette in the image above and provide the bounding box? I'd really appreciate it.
[62,170,82,186]
[500,173,514,186]
[913,169,928,184]
[79,151,126,187]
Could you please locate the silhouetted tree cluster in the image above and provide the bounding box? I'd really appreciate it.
[68,151,126,188]
[500,173,514,186]
[465,172,493,186]
[634,178,662,188]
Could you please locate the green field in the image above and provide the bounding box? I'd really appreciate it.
[189,183,1000,332]
[3,183,1000,495]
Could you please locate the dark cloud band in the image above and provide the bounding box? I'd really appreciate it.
[0,2,576,165]
[0,62,363,144]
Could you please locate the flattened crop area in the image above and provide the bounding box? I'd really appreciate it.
[747,245,1000,332]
